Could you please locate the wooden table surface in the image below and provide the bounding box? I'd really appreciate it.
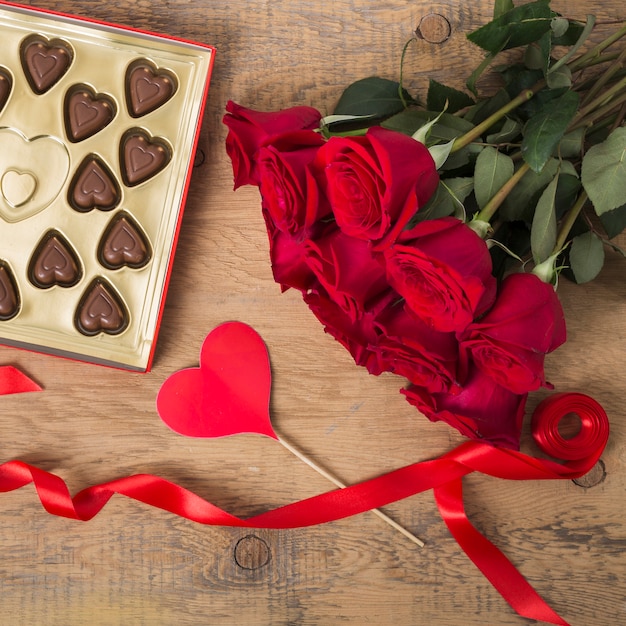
[1,0,624,624]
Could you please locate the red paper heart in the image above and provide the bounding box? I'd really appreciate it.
[156,322,278,439]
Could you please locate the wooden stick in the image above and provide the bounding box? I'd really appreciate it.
[276,433,425,548]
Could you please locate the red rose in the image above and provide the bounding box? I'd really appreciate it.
[304,227,390,321]
[314,126,439,248]
[384,217,496,333]
[373,304,459,394]
[223,101,322,189]
[262,210,319,292]
[459,272,566,393]
[257,131,330,237]
[304,287,395,374]
[402,365,527,450]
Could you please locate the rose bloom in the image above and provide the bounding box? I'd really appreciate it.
[304,227,390,321]
[304,287,396,374]
[372,303,459,394]
[262,210,319,292]
[257,131,331,237]
[403,365,528,450]
[384,217,496,333]
[459,272,566,394]
[223,100,322,189]
[314,126,439,248]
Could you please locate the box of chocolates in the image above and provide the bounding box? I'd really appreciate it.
[0,1,215,370]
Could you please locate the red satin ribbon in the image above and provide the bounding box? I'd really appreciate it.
[0,392,608,625]
[0,365,42,395]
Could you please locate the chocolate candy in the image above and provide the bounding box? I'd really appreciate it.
[126,59,178,117]
[0,263,19,320]
[0,67,12,113]
[0,3,213,370]
[98,213,151,270]
[28,231,82,289]
[120,129,172,186]
[65,85,117,142]
[68,155,120,212]
[20,34,73,94]
[75,279,128,336]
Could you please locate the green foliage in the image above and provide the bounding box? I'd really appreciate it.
[426,80,475,114]
[328,0,626,288]
[474,147,514,210]
[569,231,605,283]
[521,90,579,172]
[581,127,626,216]
[467,0,553,53]
[333,77,413,118]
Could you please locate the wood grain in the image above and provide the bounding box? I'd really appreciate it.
[0,0,625,624]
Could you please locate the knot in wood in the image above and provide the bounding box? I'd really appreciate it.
[234,534,271,570]
[572,459,607,488]
[416,13,451,44]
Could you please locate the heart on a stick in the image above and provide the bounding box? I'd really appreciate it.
[156,322,277,439]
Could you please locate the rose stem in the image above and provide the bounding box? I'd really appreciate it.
[474,161,532,224]
[552,190,589,255]
[275,433,425,547]
[568,23,626,73]
[450,87,543,154]
[579,47,626,106]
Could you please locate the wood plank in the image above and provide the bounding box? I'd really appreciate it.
[0,0,624,624]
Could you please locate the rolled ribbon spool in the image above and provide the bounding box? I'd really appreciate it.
[531,392,609,465]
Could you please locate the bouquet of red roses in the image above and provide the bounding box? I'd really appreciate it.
[223,0,625,450]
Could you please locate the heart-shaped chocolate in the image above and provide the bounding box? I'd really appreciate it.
[68,155,120,212]
[20,34,73,94]
[98,212,151,269]
[75,278,128,336]
[28,231,82,289]
[120,128,171,186]
[0,262,20,321]
[64,85,116,142]
[156,322,277,439]
[126,59,178,117]
[0,67,12,113]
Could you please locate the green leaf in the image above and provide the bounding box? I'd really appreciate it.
[599,203,626,239]
[382,109,474,141]
[521,90,579,172]
[440,142,484,172]
[550,17,570,38]
[427,79,475,114]
[554,173,581,216]
[333,77,412,117]
[546,64,572,89]
[467,0,553,54]
[428,139,456,169]
[465,88,510,125]
[531,172,559,262]
[524,30,551,74]
[474,146,515,210]
[416,178,473,222]
[501,158,560,221]
[552,19,585,46]
[569,231,605,284]
[412,106,447,145]
[581,126,626,216]
[486,117,521,144]
[548,14,596,75]
[558,127,585,158]
[494,0,514,19]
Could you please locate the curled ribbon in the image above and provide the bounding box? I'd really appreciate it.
[0,392,608,625]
